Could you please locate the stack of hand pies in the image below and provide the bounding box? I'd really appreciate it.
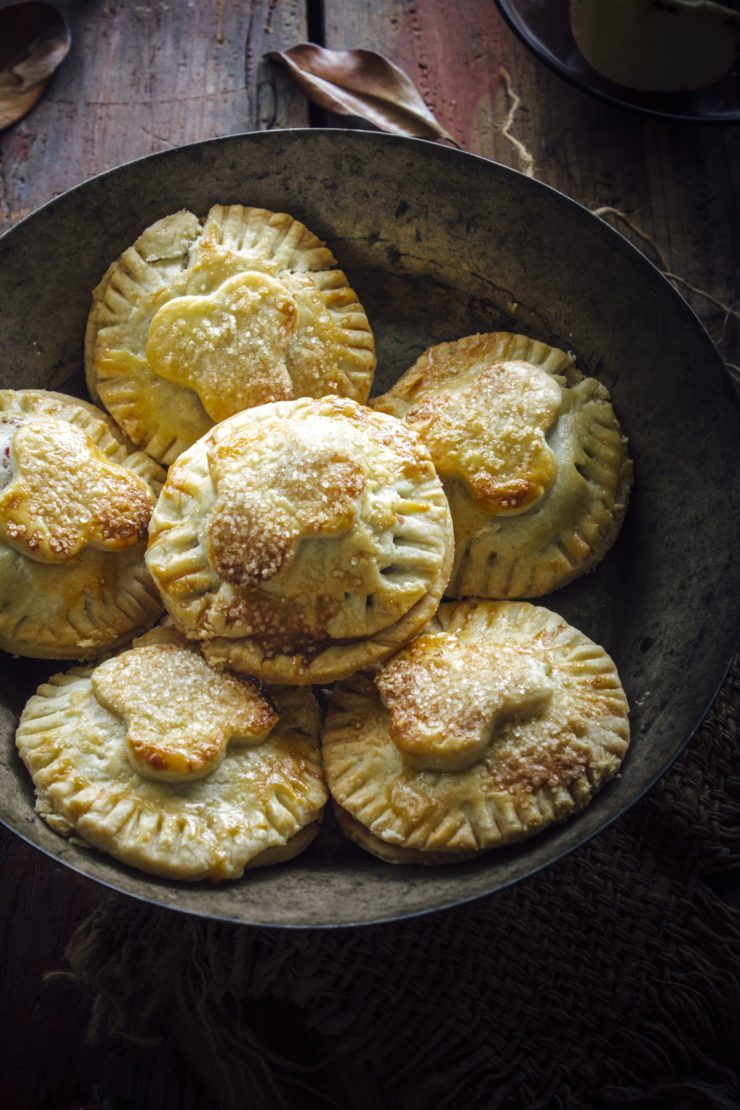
[5,204,632,882]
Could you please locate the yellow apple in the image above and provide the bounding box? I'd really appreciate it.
[570,0,740,91]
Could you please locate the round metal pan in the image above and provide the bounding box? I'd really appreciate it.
[0,129,737,927]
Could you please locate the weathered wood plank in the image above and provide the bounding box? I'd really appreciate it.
[322,0,738,370]
[1,2,737,1106]
[0,4,308,1106]
[0,0,309,233]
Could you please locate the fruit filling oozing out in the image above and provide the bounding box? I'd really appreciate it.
[0,420,19,494]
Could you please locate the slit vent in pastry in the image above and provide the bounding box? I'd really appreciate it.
[323,600,630,864]
[145,396,454,685]
[86,205,376,464]
[15,627,327,881]
[373,332,633,599]
[0,389,164,659]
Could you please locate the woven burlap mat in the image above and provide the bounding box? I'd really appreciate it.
[64,658,740,1109]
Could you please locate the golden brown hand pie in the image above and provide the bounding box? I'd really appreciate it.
[0,390,164,659]
[146,396,454,685]
[373,332,633,599]
[15,627,328,880]
[323,600,630,864]
[86,205,376,464]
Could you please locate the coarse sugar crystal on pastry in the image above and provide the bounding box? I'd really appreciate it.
[86,204,376,464]
[15,626,328,880]
[373,331,633,599]
[323,600,630,865]
[0,389,165,659]
[145,396,455,685]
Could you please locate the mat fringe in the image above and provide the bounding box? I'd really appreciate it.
[64,659,740,1109]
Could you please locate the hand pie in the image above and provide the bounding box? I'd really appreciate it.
[146,396,454,685]
[0,390,164,659]
[373,332,633,599]
[15,627,328,880]
[323,600,630,864]
[86,205,376,464]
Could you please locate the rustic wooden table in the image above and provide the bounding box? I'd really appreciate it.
[1,2,737,1106]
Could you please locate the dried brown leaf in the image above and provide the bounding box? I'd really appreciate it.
[266,43,460,146]
[0,2,71,131]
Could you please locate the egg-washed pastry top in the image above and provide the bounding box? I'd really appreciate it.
[373,332,633,599]
[15,627,328,881]
[146,396,454,685]
[0,389,164,659]
[323,600,630,865]
[86,204,377,464]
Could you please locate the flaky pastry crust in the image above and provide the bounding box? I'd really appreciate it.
[86,205,376,464]
[373,332,633,599]
[0,390,164,659]
[15,628,327,881]
[323,600,630,863]
[146,396,454,684]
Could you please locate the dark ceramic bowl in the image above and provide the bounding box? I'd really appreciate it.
[496,0,740,123]
[0,129,737,927]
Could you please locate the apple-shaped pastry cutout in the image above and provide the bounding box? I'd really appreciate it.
[376,630,554,771]
[92,636,278,782]
[0,417,153,563]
